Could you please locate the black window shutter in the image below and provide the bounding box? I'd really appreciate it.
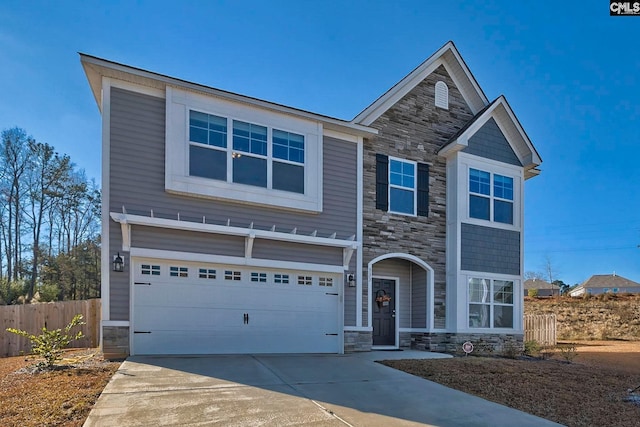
[417,163,429,217]
[375,154,389,211]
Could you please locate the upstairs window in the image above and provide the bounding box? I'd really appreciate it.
[188,110,305,194]
[469,168,514,225]
[376,154,429,217]
[389,158,416,215]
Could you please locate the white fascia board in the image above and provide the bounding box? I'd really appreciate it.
[100,77,112,326]
[439,96,542,169]
[79,54,377,138]
[110,212,360,250]
[353,41,489,125]
[444,46,489,111]
[354,57,446,126]
[493,96,542,166]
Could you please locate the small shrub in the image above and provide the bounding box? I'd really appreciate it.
[524,340,541,357]
[528,289,539,298]
[6,314,85,367]
[557,344,578,362]
[502,341,522,359]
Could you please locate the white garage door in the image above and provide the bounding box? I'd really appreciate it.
[131,258,342,355]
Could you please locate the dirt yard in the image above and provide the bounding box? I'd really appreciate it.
[0,349,120,427]
[0,341,638,426]
[383,340,640,427]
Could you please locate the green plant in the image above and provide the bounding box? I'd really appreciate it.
[557,343,578,362]
[502,341,522,359]
[524,340,541,357]
[6,314,85,367]
[528,288,539,298]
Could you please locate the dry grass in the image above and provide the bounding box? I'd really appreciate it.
[1,341,639,426]
[382,341,640,427]
[0,348,120,427]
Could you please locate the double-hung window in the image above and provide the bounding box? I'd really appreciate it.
[272,130,305,193]
[232,120,268,187]
[189,111,227,181]
[389,158,416,215]
[188,110,305,194]
[375,154,428,217]
[469,168,514,224]
[468,278,514,329]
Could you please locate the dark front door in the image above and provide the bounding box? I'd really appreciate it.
[372,278,396,346]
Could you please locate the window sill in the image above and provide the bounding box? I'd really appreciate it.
[166,174,322,213]
[463,217,520,232]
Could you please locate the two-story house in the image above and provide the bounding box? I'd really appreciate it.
[81,41,541,359]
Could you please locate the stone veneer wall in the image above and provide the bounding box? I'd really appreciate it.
[103,326,129,360]
[344,331,373,352]
[362,65,474,328]
[411,332,524,355]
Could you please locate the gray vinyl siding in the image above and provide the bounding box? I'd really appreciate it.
[460,223,520,275]
[108,87,358,320]
[109,223,130,320]
[372,258,411,329]
[463,118,522,166]
[343,251,358,327]
[132,226,245,257]
[252,240,343,265]
[411,267,427,328]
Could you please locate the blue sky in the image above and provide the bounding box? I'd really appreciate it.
[1,1,639,286]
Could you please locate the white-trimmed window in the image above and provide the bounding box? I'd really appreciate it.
[468,278,514,329]
[469,168,514,225]
[170,266,188,277]
[388,158,416,215]
[189,110,305,194]
[166,88,322,212]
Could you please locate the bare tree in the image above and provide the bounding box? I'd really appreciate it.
[24,141,71,300]
[0,128,31,284]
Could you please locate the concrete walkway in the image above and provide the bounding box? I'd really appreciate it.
[84,351,563,427]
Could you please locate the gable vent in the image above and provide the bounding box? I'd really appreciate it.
[435,81,449,110]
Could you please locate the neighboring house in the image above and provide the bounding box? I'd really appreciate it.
[569,274,640,297]
[81,41,541,359]
[524,279,560,297]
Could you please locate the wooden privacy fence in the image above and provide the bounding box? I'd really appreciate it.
[0,299,101,358]
[524,314,557,346]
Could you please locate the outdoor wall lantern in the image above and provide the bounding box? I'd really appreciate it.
[113,252,124,272]
[347,273,355,287]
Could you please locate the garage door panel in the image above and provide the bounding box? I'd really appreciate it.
[132,259,342,355]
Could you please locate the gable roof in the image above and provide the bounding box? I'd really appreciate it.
[578,274,640,289]
[438,95,542,179]
[524,279,559,290]
[352,41,489,126]
[80,54,377,138]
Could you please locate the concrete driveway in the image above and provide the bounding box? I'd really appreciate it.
[84,351,562,427]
